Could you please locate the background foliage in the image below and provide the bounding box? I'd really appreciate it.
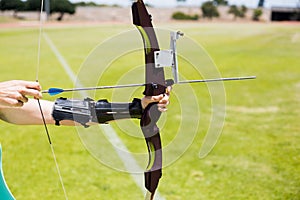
[0,0,75,20]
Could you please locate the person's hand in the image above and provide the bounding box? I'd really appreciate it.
[141,86,171,112]
[0,80,42,107]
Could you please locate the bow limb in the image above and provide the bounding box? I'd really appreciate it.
[132,1,166,199]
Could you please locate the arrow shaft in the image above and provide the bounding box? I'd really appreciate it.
[178,76,256,84]
[42,76,256,95]
[42,83,146,94]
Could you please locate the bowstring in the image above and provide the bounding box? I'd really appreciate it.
[36,1,68,199]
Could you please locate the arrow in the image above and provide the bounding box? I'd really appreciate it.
[42,76,256,96]
[42,83,147,96]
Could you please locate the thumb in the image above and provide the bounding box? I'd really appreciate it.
[151,94,164,102]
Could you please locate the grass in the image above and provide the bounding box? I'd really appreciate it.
[0,22,299,199]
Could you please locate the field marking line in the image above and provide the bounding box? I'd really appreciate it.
[43,32,165,200]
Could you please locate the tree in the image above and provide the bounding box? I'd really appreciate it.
[74,1,99,7]
[228,5,247,20]
[228,5,239,19]
[25,0,75,21]
[241,5,247,15]
[25,0,41,11]
[252,8,263,21]
[50,0,75,21]
[172,11,199,20]
[201,1,219,19]
[0,0,25,17]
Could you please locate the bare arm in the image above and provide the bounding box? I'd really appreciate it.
[0,98,56,125]
[0,99,76,125]
[0,90,171,125]
[0,80,171,126]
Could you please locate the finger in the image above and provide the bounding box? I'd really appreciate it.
[19,88,42,99]
[144,94,163,104]
[19,95,28,103]
[18,80,42,91]
[0,97,24,107]
[16,100,24,107]
[151,94,164,102]
[158,106,167,112]
[3,92,27,103]
[12,93,28,104]
[165,86,172,95]
[141,94,164,109]
[157,100,169,107]
[158,95,170,105]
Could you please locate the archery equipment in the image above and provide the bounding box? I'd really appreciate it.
[38,0,256,199]
[52,97,143,127]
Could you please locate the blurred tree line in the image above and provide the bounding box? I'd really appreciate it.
[172,0,263,21]
[0,0,75,20]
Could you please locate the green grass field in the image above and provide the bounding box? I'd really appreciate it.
[0,22,299,200]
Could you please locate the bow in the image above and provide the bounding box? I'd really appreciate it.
[132,1,166,199]
[36,0,255,199]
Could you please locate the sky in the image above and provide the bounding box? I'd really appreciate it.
[70,0,300,8]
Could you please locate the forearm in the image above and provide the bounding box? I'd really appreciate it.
[0,99,55,125]
[0,98,142,126]
[0,99,74,126]
[0,94,169,126]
